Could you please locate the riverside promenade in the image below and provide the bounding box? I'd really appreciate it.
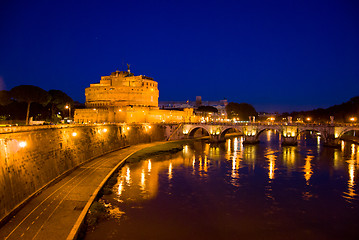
[0,142,167,240]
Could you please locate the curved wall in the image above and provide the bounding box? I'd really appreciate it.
[0,123,173,223]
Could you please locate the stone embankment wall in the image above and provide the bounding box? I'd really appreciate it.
[0,123,180,223]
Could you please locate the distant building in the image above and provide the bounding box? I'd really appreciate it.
[75,69,195,123]
[159,96,228,119]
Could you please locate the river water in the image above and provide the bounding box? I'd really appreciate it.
[85,132,359,240]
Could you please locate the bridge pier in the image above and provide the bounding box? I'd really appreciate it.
[323,137,341,148]
[243,135,259,144]
[281,136,297,146]
[209,134,223,143]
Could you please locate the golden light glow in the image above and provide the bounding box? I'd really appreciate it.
[148,160,152,172]
[349,117,356,122]
[267,117,275,121]
[304,155,314,184]
[266,130,271,141]
[203,156,208,172]
[227,139,231,153]
[19,141,27,148]
[265,150,277,180]
[65,105,69,109]
[125,167,131,184]
[103,128,108,133]
[231,147,240,187]
[349,162,354,186]
[283,146,296,172]
[344,160,356,201]
[140,169,146,190]
[333,150,340,170]
[183,145,188,154]
[72,132,78,137]
[127,127,130,130]
[168,162,173,180]
[118,181,123,196]
[351,144,355,157]
[268,155,275,180]
[306,117,311,121]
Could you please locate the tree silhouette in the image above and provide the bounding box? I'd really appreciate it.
[10,85,50,125]
[225,102,257,120]
[48,90,74,122]
[0,90,11,106]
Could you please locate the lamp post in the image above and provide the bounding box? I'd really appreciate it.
[65,105,71,120]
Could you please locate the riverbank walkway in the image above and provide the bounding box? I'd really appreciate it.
[0,142,166,240]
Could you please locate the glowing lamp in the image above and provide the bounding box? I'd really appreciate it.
[72,132,78,137]
[103,128,108,133]
[19,141,27,148]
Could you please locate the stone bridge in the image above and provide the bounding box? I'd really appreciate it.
[181,122,359,146]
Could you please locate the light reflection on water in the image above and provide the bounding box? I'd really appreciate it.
[87,131,359,240]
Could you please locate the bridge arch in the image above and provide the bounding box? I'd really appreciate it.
[337,127,359,139]
[219,127,242,141]
[188,126,210,138]
[298,129,323,136]
[255,126,283,140]
[297,129,324,143]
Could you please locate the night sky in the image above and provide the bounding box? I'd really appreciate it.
[1,0,358,113]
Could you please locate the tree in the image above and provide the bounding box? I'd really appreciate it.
[10,85,50,125]
[195,106,219,118]
[225,102,257,120]
[48,90,74,122]
[196,106,218,113]
[0,90,11,106]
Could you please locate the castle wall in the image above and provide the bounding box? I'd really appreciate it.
[74,107,196,124]
[0,124,173,222]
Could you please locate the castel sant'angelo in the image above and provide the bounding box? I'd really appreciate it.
[74,66,194,123]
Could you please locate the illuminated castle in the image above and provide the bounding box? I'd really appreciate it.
[74,67,195,123]
[85,67,159,108]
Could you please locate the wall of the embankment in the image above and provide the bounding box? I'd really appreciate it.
[0,123,182,223]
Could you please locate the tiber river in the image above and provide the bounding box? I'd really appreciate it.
[85,131,359,240]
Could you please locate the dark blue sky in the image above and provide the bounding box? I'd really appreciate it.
[1,0,358,112]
